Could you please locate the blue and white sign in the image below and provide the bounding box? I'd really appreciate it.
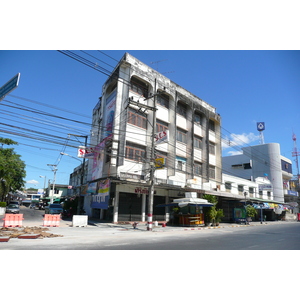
[0,73,20,101]
[257,122,265,131]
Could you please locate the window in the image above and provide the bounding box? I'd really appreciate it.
[194,113,202,126]
[249,187,254,196]
[194,135,203,149]
[238,185,244,195]
[176,157,186,171]
[128,108,147,129]
[225,182,231,192]
[194,162,202,176]
[209,119,215,132]
[130,77,148,97]
[156,119,168,133]
[157,93,169,109]
[176,128,187,143]
[125,143,146,162]
[209,142,215,155]
[243,163,252,169]
[177,102,187,118]
[209,165,215,179]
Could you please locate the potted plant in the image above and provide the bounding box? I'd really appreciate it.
[209,206,218,226]
[215,209,224,226]
[245,205,257,224]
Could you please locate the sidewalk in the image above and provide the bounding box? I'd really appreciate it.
[87,218,294,232]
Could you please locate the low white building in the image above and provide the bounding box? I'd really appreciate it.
[222,143,293,203]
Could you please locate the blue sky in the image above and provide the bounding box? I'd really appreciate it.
[1,50,299,189]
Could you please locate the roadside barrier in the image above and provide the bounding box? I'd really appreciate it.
[72,215,88,227]
[43,214,60,227]
[2,214,24,227]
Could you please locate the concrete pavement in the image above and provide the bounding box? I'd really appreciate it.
[1,214,298,249]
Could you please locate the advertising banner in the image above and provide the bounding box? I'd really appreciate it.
[87,182,97,194]
[92,90,116,181]
[91,179,110,209]
[103,91,116,139]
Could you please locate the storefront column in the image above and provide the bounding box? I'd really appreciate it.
[113,191,119,223]
[142,194,146,222]
[165,195,170,222]
[100,209,104,220]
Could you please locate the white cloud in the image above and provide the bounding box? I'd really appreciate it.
[222,132,260,154]
[26,179,39,185]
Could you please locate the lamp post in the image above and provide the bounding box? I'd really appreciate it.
[67,134,88,215]
[39,175,47,196]
[60,152,84,214]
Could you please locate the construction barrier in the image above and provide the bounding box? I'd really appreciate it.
[43,214,60,227]
[2,214,24,227]
[72,215,88,227]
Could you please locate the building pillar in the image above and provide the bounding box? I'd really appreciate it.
[165,195,170,222]
[142,194,146,222]
[113,190,119,223]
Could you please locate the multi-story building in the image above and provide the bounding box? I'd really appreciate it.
[86,53,222,222]
[222,143,293,204]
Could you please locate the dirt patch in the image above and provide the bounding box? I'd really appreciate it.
[0,226,63,239]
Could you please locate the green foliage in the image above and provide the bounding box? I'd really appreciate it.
[0,202,7,207]
[203,194,218,224]
[0,137,26,201]
[215,209,224,222]
[246,205,257,218]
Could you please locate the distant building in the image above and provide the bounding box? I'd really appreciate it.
[222,143,293,203]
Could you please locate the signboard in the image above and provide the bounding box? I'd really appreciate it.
[91,179,110,209]
[135,187,149,194]
[257,122,265,131]
[78,146,94,159]
[155,157,165,169]
[155,130,169,144]
[258,184,272,190]
[0,73,20,101]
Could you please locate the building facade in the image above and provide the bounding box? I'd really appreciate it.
[86,53,222,222]
[222,143,293,204]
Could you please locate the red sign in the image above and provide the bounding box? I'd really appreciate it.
[155,130,169,144]
[77,147,94,158]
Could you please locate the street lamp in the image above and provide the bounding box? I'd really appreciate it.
[60,152,81,162]
[39,175,47,195]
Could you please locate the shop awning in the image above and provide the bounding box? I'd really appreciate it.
[156,198,215,208]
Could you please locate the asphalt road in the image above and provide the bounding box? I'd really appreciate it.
[1,208,299,249]
[75,223,300,250]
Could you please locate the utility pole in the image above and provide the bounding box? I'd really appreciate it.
[68,134,88,214]
[147,79,157,231]
[47,164,57,204]
[127,80,158,231]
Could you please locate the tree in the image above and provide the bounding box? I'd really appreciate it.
[203,194,218,225]
[0,137,26,201]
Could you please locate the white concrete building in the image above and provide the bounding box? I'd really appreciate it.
[222,143,293,203]
[87,53,222,222]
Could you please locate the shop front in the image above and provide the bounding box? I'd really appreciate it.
[156,193,214,226]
